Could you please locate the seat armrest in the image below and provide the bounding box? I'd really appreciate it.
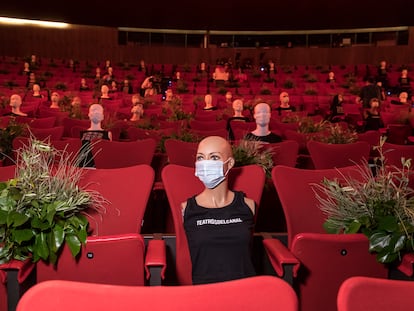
[397,253,414,277]
[262,236,300,278]
[145,239,167,284]
[0,259,35,283]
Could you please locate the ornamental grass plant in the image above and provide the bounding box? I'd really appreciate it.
[0,138,105,265]
[313,137,414,264]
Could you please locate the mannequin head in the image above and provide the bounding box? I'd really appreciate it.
[232,99,244,116]
[50,92,60,109]
[279,92,290,107]
[10,94,22,109]
[253,102,271,128]
[204,94,213,108]
[88,104,104,125]
[225,91,233,103]
[196,135,235,183]
[399,92,408,103]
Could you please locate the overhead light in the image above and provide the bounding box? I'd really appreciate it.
[0,17,69,29]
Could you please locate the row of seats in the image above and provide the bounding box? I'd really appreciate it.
[2,158,414,310]
[16,275,414,311]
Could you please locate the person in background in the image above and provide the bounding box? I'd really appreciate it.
[363,98,383,131]
[328,94,345,122]
[182,135,256,285]
[356,76,381,108]
[376,60,389,92]
[397,68,412,98]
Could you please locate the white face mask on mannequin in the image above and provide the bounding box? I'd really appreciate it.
[195,159,231,189]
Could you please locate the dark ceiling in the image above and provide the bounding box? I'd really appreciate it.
[0,1,411,31]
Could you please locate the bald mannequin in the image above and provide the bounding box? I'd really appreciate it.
[9,94,27,116]
[203,94,216,110]
[50,92,60,109]
[182,136,254,212]
[232,99,244,117]
[244,102,282,143]
[276,91,296,116]
[87,104,113,140]
[182,135,257,285]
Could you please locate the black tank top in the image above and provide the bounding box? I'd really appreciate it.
[184,191,256,285]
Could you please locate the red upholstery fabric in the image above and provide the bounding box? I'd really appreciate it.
[161,164,266,285]
[0,270,6,311]
[15,116,56,128]
[189,119,226,131]
[50,138,83,164]
[263,140,300,167]
[36,234,146,286]
[28,126,65,141]
[79,164,154,236]
[307,140,371,169]
[164,139,198,167]
[92,138,156,168]
[0,164,16,181]
[337,276,414,311]
[17,276,298,311]
[382,142,414,168]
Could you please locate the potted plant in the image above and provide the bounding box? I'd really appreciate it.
[314,137,414,264]
[0,117,26,165]
[232,139,274,178]
[0,138,105,265]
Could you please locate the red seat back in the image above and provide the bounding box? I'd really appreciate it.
[338,276,414,311]
[164,139,198,167]
[92,139,156,169]
[79,164,154,236]
[36,234,146,286]
[307,140,370,169]
[161,164,266,285]
[17,276,298,311]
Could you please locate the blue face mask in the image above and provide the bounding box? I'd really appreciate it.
[195,159,230,189]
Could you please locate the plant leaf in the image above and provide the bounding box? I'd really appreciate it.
[0,210,7,224]
[323,220,340,234]
[12,229,34,244]
[34,232,49,262]
[345,220,361,234]
[376,250,399,264]
[377,215,398,232]
[369,231,392,252]
[7,211,29,227]
[51,225,65,252]
[390,233,406,253]
[31,217,50,230]
[65,234,81,257]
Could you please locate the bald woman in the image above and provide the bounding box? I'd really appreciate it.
[182,136,256,285]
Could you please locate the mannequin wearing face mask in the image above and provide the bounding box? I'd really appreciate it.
[182,136,256,285]
[276,91,296,116]
[79,104,112,167]
[363,98,383,132]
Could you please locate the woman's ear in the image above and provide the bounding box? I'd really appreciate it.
[228,157,235,169]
